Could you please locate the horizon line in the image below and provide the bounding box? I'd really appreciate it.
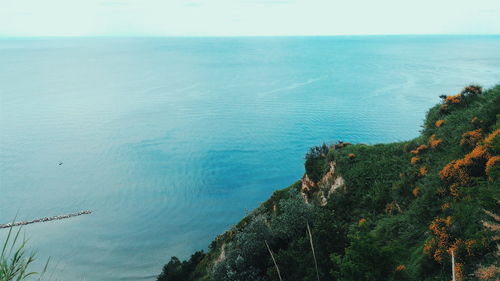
[1,33,500,39]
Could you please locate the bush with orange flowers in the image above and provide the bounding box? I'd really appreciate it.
[420,166,427,176]
[440,160,469,186]
[485,155,500,180]
[411,144,428,155]
[484,129,500,145]
[454,263,464,281]
[429,134,443,148]
[475,265,500,280]
[410,156,420,165]
[435,119,444,128]
[425,216,453,263]
[440,144,490,185]
[462,85,482,95]
[460,129,482,148]
[485,155,500,174]
[445,94,462,104]
[484,129,500,155]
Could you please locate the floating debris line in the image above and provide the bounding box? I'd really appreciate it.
[0,210,92,229]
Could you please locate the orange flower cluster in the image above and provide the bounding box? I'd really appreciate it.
[435,119,445,127]
[449,239,463,255]
[348,153,356,159]
[358,218,367,225]
[412,187,421,197]
[462,85,482,95]
[410,157,420,165]
[425,216,453,262]
[395,265,406,271]
[485,156,500,175]
[445,94,462,104]
[429,134,443,148]
[426,217,477,273]
[441,202,451,211]
[420,166,427,176]
[468,145,490,160]
[440,145,490,186]
[411,144,428,155]
[475,265,500,280]
[484,129,500,146]
[460,129,482,147]
[440,160,469,185]
[455,262,464,281]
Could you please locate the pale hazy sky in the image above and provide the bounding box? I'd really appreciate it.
[1,0,499,36]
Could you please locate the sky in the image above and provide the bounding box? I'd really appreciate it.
[1,0,500,37]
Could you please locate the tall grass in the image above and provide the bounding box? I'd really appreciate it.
[307,223,320,281]
[0,222,49,281]
[265,240,283,281]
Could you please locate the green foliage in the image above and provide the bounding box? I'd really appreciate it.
[157,251,206,281]
[305,143,330,182]
[0,226,49,281]
[331,223,399,281]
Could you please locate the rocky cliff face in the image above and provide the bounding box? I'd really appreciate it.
[301,160,345,205]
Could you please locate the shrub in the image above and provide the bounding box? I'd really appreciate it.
[157,251,206,281]
[475,265,500,280]
[411,144,428,155]
[484,129,500,146]
[460,129,482,148]
[462,85,482,95]
[331,224,396,281]
[305,144,330,183]
[429,134,443,148]
[424,216,453,263]
[440,144,490,185]
[485,155,500,180]
[484,129,500,155]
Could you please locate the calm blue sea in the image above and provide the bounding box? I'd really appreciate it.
[0,36,499,280]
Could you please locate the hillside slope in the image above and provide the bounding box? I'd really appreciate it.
[157,85,500,281]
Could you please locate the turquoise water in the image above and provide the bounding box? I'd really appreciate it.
[0,36,499,280]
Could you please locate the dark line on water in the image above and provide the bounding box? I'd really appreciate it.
[0,210,92,229]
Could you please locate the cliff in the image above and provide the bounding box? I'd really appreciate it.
[157,85,500,281]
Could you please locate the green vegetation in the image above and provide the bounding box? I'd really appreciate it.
[157,85,500,281]
[0,225,49,281]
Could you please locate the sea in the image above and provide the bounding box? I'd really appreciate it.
[0,35,499,280]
